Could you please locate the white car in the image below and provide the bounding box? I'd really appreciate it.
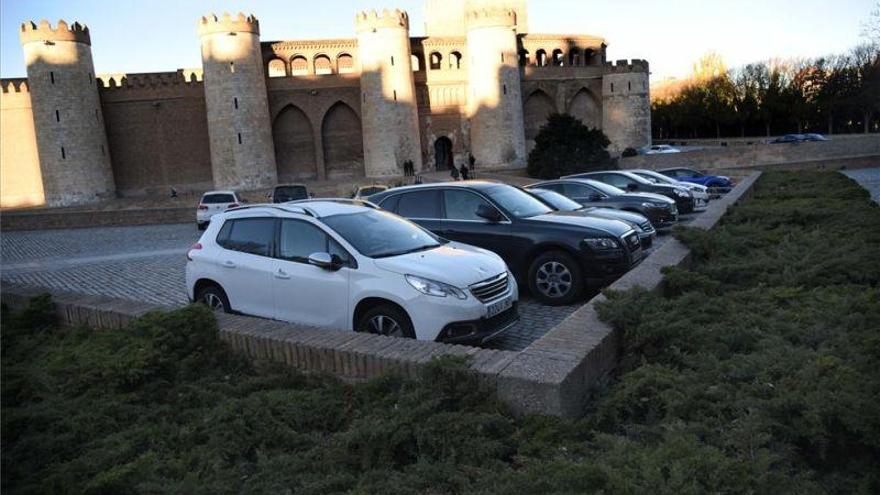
[185,200,519,344]
[197,190,242,230]
[644,144,681,154]
[630,169,710,210]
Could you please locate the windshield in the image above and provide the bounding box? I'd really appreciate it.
[321,210,440,258]
[584,180,626,197]
[638,171,674,185]
[275,186,308,201]
[485,185,553,218]
[530,189,582,212]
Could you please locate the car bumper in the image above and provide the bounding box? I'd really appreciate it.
[436,303,520,345]
[644,206,678,228]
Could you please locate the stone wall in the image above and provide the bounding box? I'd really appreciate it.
[99,72,213,196]
[0,80,43,207]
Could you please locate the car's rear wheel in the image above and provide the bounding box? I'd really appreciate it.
[357,304,415,339]
[196,284,231,313]
[528,251,583,306]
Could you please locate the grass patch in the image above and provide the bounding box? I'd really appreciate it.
[3,171,879,493]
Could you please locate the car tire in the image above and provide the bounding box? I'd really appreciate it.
[196,284,231,314]
[528,250,583,306]
[356,304,416,339]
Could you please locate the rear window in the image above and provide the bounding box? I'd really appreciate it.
[217,218,275,257]
[203,193,236,204]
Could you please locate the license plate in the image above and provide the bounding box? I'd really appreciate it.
[486,295,513,318]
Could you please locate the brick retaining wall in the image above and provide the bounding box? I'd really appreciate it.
[0,172,761,416]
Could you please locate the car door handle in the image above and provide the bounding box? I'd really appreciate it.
[221,261,236,268]
[275,269,291,280]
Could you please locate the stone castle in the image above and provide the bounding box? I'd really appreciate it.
[0,0,650,208]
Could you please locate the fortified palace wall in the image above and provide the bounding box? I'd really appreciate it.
[0,3,651,208]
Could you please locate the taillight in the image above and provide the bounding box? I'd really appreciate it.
[198,204,208,210]
[187,242,202,261]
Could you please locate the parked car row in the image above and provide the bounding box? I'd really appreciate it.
[770,133,829,144]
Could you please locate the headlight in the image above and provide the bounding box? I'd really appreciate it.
[405,274,467,299]
[642,202,664,208]
[584,237,620,250]
[674,189,688,197]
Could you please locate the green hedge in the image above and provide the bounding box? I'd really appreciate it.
[2,171,878,493]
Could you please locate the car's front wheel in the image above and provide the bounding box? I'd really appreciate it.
[196,284,231,313]
[528,251,583,306]
[356,304,415,339]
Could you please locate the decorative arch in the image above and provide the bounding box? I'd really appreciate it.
[291,55,309,76]
[551,49,564,67]
[535,49,548,67]
[568,51,580,67]
[568,88,601,130]
[268,58,287,78]
[273,104,317,181]
[321,102,364,178]
[450,51,462,69]
[429,52,443,70]
[411,53,423,72]
[434,136,453,171]
[524,89,556,144]
[337,53,354,74]
[584,49,596,66]
[519,50,530,67]
[314,54,332,75]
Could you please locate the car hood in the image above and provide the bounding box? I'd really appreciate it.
[614,192,675,204]
[679,182,708,192]
[582,207,647,224]
[372,242,507,288]
[527,211,634,237]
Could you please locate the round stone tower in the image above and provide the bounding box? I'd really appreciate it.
[602,59,651,154]
[198,13,277,190]
[465,7,526,169]
[20,20,115,206]
[355,9,423,176]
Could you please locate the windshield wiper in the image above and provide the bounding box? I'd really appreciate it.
[372,244,438,259]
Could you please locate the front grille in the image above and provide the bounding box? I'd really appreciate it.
[469,273,510,303]
[624,232,641,252]
[639,221,654,232]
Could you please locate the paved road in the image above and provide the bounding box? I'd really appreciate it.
[1,214,698,351]
[842,167,880,204]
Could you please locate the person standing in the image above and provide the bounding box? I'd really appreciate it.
[459,163,470,181]
[450,164,460,181]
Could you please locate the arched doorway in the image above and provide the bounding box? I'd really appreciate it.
[568,88,601,130]
[273,105,317,181]
[524,90,556,143]
[322,102,364,178]
[434,136,453,171]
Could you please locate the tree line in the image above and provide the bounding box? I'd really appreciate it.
[652,44,880,140]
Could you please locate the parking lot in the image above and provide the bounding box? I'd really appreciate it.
[0,210,700,351]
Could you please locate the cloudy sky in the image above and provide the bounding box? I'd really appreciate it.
[0,0,873,80]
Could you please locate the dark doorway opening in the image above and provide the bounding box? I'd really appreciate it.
[434,136,453,171]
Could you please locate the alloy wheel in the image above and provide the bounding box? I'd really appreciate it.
[535,261,573,298]
[202,293,225,311]
[368,314,404,337]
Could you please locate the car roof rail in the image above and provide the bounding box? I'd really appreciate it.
[288,198,380,210]
[224,203,316,217]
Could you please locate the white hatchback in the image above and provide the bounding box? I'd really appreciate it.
[197,190,242,230]
[185,200,519,344]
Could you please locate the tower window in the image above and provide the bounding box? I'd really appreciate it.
[101,144,105,156]
[234,97,238,109]
[88,72,93,84]
[50,71,55,84]
[501,53,505,63]
[503,84,507,95]
[393,90,397,101]
[610,83,614,93]
[61,146,66,159]
[95,109,99,122]
[238,133,242,144]
[391,56,395,66]
[230,62,235,73]
[628,81,632,91]
[55,110,60,122]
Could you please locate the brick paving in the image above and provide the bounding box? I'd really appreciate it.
[1,211,702,351]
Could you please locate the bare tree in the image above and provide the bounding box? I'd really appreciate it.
[863,2,880,46]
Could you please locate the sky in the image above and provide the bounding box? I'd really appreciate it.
[0,0,874,81]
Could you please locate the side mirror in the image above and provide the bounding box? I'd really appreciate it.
[626,184,638,192]
[308,252,340,271]
[589,193,603,201]
[475,203,503,222]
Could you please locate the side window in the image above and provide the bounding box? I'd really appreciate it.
[602,174,631,189]
[397,190,440,219]
[563,183,596,199]
[279,220,329,262]
[218,218,275,256]
[328,238,352,266]
[378,194,401,213]
[536,183,563,194]
[443,190,494,221]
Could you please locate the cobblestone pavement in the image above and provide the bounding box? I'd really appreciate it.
[842,167,880,204]
[1,212,701,352]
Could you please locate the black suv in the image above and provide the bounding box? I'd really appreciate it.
[567,171,696,213]
[527,178,678,228]
[369,182,643,305]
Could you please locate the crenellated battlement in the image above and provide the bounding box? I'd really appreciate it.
[355,9,409,32]
[19,19,91,45]
[604,59,649,73]
[197,12,259,37]
[96,69,203,90]
[465,7,517,30]
[1,78,30,94]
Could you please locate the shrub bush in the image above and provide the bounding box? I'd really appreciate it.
[526,113,614,179]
